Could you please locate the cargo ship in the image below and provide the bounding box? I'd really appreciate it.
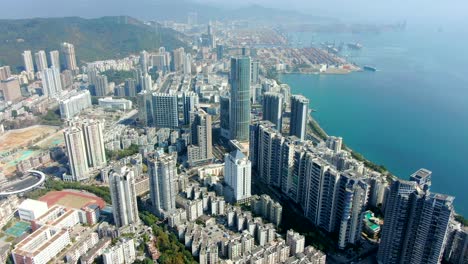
[363,65,377,72]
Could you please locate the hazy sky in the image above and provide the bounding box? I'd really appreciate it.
[1,0,467,25]
[196,0,468,23]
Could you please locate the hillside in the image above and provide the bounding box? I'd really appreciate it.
[0,16,186,71]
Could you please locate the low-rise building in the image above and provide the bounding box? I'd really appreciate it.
[12,226,71,264]
[102,238,136,264]
[98,97,132,110]
[18,199,49,222]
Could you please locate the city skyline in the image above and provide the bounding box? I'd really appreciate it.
[0,8,466,264]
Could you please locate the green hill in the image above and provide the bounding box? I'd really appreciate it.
[0,16,186,72]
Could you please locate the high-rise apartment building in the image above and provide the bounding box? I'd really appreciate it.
[49,50,60,72]
[139,50,149,73]
[61,42,79,73]
[94,75,109,96]
[139,74,152,92]
[148,153,177,217]
[290,95,309,140]
[444,226,468,264]
[184,53,192,75]
[377,176,454,264]
[262,92,283,131]
[0,77,22,102]
[187,108,213,165]
[22,50,35,79]
[109,167,139,227]
[229,57,251,142]
[254,122,283,187]
[124,78,137,97]
[171,48,185,72]
[334,171,369,249]
[64,126,89,181]
[224,150,252,203]
[34,50,48,72]
[82,119,107,168]
[326,136,343,153]
[0,65,12,81]
[41,67,62,97]
[152,53,167,72]
[152,93,179,128]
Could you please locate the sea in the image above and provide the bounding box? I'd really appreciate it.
[280,24,468,216]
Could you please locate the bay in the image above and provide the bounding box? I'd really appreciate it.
[280,26,468,216]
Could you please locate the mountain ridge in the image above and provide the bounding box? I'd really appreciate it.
[0,16,186,71]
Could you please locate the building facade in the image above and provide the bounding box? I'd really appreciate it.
[229,56,251,142]
[290,94,309,140]
[109,167,139,227]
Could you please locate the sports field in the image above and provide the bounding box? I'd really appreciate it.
[39,190,106,209]
[4,222,30,237]
[0,125,63,176]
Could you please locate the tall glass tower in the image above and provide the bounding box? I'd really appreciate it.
[229,57,251,142]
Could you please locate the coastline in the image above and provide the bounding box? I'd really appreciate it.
[286,74,467,222]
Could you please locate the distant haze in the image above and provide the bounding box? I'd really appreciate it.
[1,0,467,26]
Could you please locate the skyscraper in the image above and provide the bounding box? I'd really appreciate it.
[64,126,89,181]
[224,150,252,203]
[109,167,139,227]
[220,95,230,138]
[216,44,224,61]
[124,78,137,97]
[183,91,198,125]
[34,50,48,72]
[82,119,107,168]
[139,50,149,73]
[41,67,62,98]
[22,50,34,79]
[152,93,179,128]
[139,74,152,92]
[187,108,213,165]
[148,153,177,217]
[49,50,60,72]
[377,176,454,264]
[290,94,309,140]
[262,92,283,131]
[229,57,251,142]
[137,90,153,126]
[184,53,192,75]
[61,42,78,73]
[251,60,260,84]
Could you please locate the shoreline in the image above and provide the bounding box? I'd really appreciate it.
[280,73,467,222]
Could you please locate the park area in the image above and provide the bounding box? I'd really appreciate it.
[39,190,106,209]
[0,125,63,176]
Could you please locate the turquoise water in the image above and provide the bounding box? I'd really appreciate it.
[281,26,468,215]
